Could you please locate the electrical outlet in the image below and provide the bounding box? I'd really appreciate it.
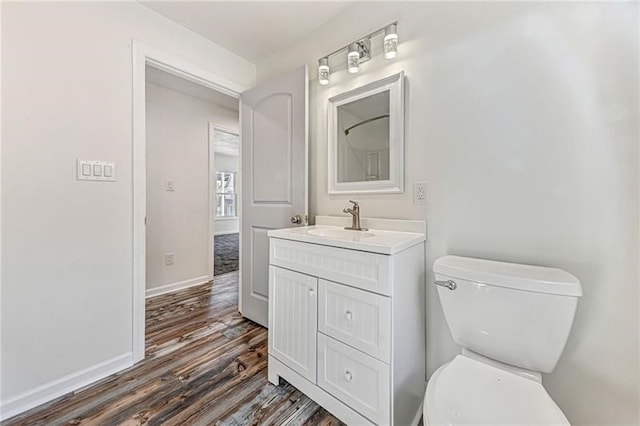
[413,181,427,205]
[165,253,175,266]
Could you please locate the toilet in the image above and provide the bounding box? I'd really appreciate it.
[424,255,582,425]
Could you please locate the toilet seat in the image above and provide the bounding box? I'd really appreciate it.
[424,355,569,425]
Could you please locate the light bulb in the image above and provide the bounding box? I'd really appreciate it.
[347,43,360,73]
[318,57,329,85]
[384,23,398,59]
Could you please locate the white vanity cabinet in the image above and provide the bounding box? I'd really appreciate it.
[267,219,426,426]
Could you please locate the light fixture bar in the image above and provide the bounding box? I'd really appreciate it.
[317,21,399,86]
[320,21,397,60]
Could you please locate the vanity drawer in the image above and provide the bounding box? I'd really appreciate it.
[270,238,391,296]
[317,333,390,425]
[318,280,391,363]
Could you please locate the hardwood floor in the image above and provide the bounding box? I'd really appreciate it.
[4,272,343,426]
[213,233,239,276]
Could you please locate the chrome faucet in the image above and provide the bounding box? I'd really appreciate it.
[343,200,368,231]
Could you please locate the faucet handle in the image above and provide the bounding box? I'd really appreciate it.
[348,200,359,207]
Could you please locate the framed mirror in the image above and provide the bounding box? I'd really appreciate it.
[328,71,404,194]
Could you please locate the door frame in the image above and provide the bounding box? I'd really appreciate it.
[132,40,247,363]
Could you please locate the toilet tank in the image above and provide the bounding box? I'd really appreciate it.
[434,255,582,373]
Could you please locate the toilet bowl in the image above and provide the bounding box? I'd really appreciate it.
[423,354,568,425]
[425,255,582,425]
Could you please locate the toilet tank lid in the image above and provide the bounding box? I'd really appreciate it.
[433,255,582,297]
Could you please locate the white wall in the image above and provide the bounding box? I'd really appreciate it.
[1,1,254,416]
[214,153,239,235]
[146,82,238,292]
[257,3,639,425]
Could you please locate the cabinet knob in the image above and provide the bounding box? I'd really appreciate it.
[345,310,353,320]
[344,371,353,382]
[309,288,315,296]
[290,215,303,224]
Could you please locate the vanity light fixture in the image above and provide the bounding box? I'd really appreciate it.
[318,57,330,85]
[316,21,399,85]
[347,43,360,73]
[384,23,398,59]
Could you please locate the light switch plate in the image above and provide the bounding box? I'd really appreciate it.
[77,159,116,181]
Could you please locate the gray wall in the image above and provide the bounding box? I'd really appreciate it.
[257,2,639,424]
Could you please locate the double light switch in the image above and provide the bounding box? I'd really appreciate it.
[77,159,116,181]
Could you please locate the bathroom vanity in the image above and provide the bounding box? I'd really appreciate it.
[267,216,426,426]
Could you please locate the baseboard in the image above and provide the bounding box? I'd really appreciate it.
[214,230,238,236]
[145,275,210,298]
[0,352,132,421]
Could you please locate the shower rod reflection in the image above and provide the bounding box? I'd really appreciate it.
[344,114,389,135]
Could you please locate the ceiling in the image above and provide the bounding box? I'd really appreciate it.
[140,1,355,63]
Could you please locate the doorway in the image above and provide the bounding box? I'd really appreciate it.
[133,45,308,363]
[210,125,240,277]
[132,42,247,363]
[144,66,239,300]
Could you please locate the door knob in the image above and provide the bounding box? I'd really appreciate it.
[290,215,303,224]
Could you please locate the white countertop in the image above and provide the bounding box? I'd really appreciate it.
[267,224,426,255]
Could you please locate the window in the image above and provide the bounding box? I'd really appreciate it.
[216,172,237,217]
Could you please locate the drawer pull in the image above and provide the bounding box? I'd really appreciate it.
[345,310,353,320]
[344,371,353,382]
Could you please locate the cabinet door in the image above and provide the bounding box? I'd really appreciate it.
[268,266,318,382]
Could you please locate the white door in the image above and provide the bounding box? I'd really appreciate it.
[239,66,308,327]
[268,266,317,382]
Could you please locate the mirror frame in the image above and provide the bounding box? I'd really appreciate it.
[328,71,405,194]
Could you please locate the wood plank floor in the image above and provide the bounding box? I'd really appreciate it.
[4,272,344,426]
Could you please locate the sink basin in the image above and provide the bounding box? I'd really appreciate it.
[268,221,426,255]
[307,228,375,240]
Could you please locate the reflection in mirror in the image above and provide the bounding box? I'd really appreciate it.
[328,71,404,194]
[337,91,390,183]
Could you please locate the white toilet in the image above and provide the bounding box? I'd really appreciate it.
[424,255,582,425]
